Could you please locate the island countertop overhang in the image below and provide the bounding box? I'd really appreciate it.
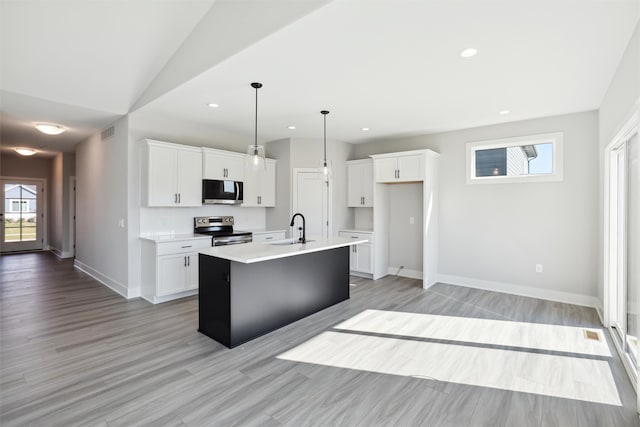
[199,236,368,264]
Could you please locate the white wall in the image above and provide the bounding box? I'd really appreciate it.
[598,21,640,310]
[388,183,423,272]
[266,138,291,234]
[49,152,75,257]
[75,116,130,296]
[267,137,354,238]
[354,111,599,304]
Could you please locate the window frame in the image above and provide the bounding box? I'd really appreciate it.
[466,132,564,184]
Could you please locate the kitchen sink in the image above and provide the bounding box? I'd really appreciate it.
[268,239,315,246]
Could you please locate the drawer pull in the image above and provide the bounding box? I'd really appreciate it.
[181,245,192,248]
[265,237,273,240]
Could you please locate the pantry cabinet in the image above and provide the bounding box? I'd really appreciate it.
[374,154,423,183]
[347,159,373,207]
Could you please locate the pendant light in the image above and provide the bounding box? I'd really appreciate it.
[320,110,332,181]
[246,82,266,170]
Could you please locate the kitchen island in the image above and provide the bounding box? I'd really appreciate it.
[198,237,367,348]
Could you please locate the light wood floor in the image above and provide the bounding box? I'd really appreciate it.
[1,252,638,426]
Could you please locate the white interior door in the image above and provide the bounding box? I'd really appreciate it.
[292,170,329,239]
[1,179,44,252]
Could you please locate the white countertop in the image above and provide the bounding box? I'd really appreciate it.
[244,229,287,235]
[199,236,367,264]
[140,233,211,243]
[339,229,373,234]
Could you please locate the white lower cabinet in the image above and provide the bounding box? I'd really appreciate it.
[141,237,211,303]
[339,231,374,276]
[252,230,286,243]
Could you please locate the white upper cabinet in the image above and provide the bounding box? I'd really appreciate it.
[374,153,423,183]
[202,148,245,181]
[142,139,202,207]
[347,159,373,207]
[243,158,276,207]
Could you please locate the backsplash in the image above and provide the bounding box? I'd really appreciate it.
[140,205,267,235]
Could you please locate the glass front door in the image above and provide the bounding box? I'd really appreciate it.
[1,180,43,252]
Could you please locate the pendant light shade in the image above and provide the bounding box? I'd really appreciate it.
[320,110,332,181]
[246,82,266,170]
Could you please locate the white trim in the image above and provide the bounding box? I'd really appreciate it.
[436,274,598,308]
[388,266,423,280]
[603,103,639,328]
[466,132,564,184]
[141,289,197,304]
[610,325,638,393]
[0,176,48,252]
[74,259,140,299]
[595,300,605,326]
[50,247,74,259]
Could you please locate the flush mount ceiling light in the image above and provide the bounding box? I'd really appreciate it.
[320,110,332,181]
[246,82,266,170]
[460,48,478,58]
[35,123,65,135]
[287,126,296,130]
[499,110,511,115]
[207,103,220,108]
[15,147,37,156]
[361,127,370,131]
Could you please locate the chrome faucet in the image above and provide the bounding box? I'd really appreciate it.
[290,213,306,243]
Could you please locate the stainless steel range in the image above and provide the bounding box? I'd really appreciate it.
[194,216,252,246]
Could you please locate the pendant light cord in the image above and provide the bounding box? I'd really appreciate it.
[254,85,258,150]
[323,114,327,162]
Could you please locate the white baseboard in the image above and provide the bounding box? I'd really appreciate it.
[74,260,139,299]
[50,247,74,259]
[436,274,599,308]
[388,266,423,280]
[141,289,197,304]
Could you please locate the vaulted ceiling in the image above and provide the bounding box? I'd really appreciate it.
[1,0,638,155]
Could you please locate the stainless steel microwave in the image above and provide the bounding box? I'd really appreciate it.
[202,179,243,205]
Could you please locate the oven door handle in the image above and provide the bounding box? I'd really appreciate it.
[235,182,240,201]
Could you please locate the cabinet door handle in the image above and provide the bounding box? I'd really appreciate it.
[187,256,190,266]
[174,193,177,203]
[184,256,187,266]
[178,193,181,204]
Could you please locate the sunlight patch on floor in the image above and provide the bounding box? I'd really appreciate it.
[278,311,621,406]
[334,309,611,357]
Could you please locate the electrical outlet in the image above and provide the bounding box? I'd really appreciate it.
[118,219,125,228]
[409,216,415,225]
[536,264,543,273]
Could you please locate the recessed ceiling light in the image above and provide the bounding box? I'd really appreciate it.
[499,110,511,115]
[15,148,37,156]
[361,127,370,131]
[35,123,65,135]
[207,103,220,108]
[460,48,478,58]
[287,126,296,130]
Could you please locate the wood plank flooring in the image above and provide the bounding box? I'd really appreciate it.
[1,251,638,426]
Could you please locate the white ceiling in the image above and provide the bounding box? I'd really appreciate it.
[1,0,638,155]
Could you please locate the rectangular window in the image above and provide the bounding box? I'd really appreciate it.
[10,200,28,212]
[467,132,563,183]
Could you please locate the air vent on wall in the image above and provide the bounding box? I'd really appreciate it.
[101,126,115,141]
